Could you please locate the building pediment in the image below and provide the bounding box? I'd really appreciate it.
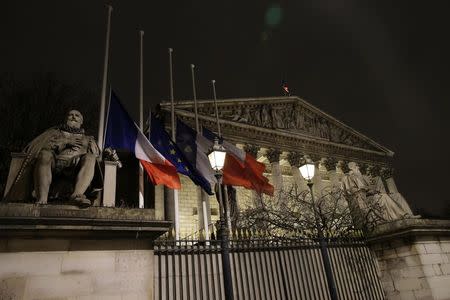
[160,96,393,165]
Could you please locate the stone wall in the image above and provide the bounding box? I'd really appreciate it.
[178,175,219,238]
[0,239,154,300]
[369,219,450,300]
[0,204,171,300]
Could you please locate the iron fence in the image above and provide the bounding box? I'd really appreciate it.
[154,236,384,300]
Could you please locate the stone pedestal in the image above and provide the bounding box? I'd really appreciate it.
[0,203,171,300]
[368,219,450,300]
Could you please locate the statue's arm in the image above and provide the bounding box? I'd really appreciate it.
[87,136,100,157]
[23,128,60,156]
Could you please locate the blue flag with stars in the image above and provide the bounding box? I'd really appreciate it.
[150,115,213,195]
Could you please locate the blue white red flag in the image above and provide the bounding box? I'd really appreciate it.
[202,128,274,196]
[104,91,180,189]
[176,119,217,192]
[150,115,213,195]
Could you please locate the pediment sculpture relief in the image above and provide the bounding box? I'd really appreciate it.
[192,101,377,151]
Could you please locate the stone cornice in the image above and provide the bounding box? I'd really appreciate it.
[170,109,393,167]
[367,219,450,243]
[0,203,171,240]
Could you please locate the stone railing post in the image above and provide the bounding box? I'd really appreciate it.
[102,160,120,207]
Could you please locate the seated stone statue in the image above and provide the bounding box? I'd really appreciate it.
[4,110,101,207]
[341,162,372,212]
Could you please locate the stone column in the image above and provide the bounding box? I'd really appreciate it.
[309,154,323,194]
[266,148,283,195]
[244,144,261,206]
[197,189,212,239]
[287,151,304,192]
[324,157,337,178]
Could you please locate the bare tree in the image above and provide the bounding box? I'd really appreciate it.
[237,184,387,238]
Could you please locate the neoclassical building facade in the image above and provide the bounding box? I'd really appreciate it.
[156,96,412,238]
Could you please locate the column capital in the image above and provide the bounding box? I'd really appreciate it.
[266,148,282,163]
[307,153,321,163]
[287,151,303,167]
[359,162,368,175]
[324,157,337,171]
[380,167,394,180]
[367,165,381,177]
[243,144,259,158]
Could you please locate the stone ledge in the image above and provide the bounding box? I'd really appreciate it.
[367,218,450,243]
[0,203,171,240]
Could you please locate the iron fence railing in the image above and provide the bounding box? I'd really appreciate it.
[154,237,384,300]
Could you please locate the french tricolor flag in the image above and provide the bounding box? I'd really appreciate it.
[104,91,180,189]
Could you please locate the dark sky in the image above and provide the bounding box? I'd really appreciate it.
[1,1,449,217]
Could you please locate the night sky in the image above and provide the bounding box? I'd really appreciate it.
[1,1,449,217]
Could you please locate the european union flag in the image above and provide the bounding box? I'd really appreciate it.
[150,115,213,195]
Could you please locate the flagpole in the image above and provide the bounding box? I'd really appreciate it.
[169,48,180,240]
[211,80,221,136]
[103,87,112,149]
[98,4,113,151]
[191,64,200,132]
[138,30,145,209]
[191,64,210,241]
[139,31,144,130]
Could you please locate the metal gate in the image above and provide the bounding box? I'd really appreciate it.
[154,237,384,300]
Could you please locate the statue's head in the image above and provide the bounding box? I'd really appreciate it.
[66,110,83,129]
[348,162,360,173]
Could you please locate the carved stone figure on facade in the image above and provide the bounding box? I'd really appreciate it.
[330,125,342,143]
[379,167,418,219]
[253,106,262,126]
[261,105,271,128]
[304,112,316,135]
[318,118,330,139]
[271,107,284,128]
[4,110,102,207]
[290,103,305,130]
[230,107,242,122]
[341,162,376,227]
[230,106,252,124]
[241,106,252,124]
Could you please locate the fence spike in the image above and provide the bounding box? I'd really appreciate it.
[232,227,237,239]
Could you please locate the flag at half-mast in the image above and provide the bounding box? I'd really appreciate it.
[150,115,214,195]
[104,91,180,189]
[176,119,217,191]
[202,127,274,196]
[281,79,290,95]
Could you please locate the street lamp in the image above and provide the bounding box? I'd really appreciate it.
[299,160,339,300]
[208,137,234,300]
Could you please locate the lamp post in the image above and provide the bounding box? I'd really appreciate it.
[208,138,234,300]
[299,161,339,300]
